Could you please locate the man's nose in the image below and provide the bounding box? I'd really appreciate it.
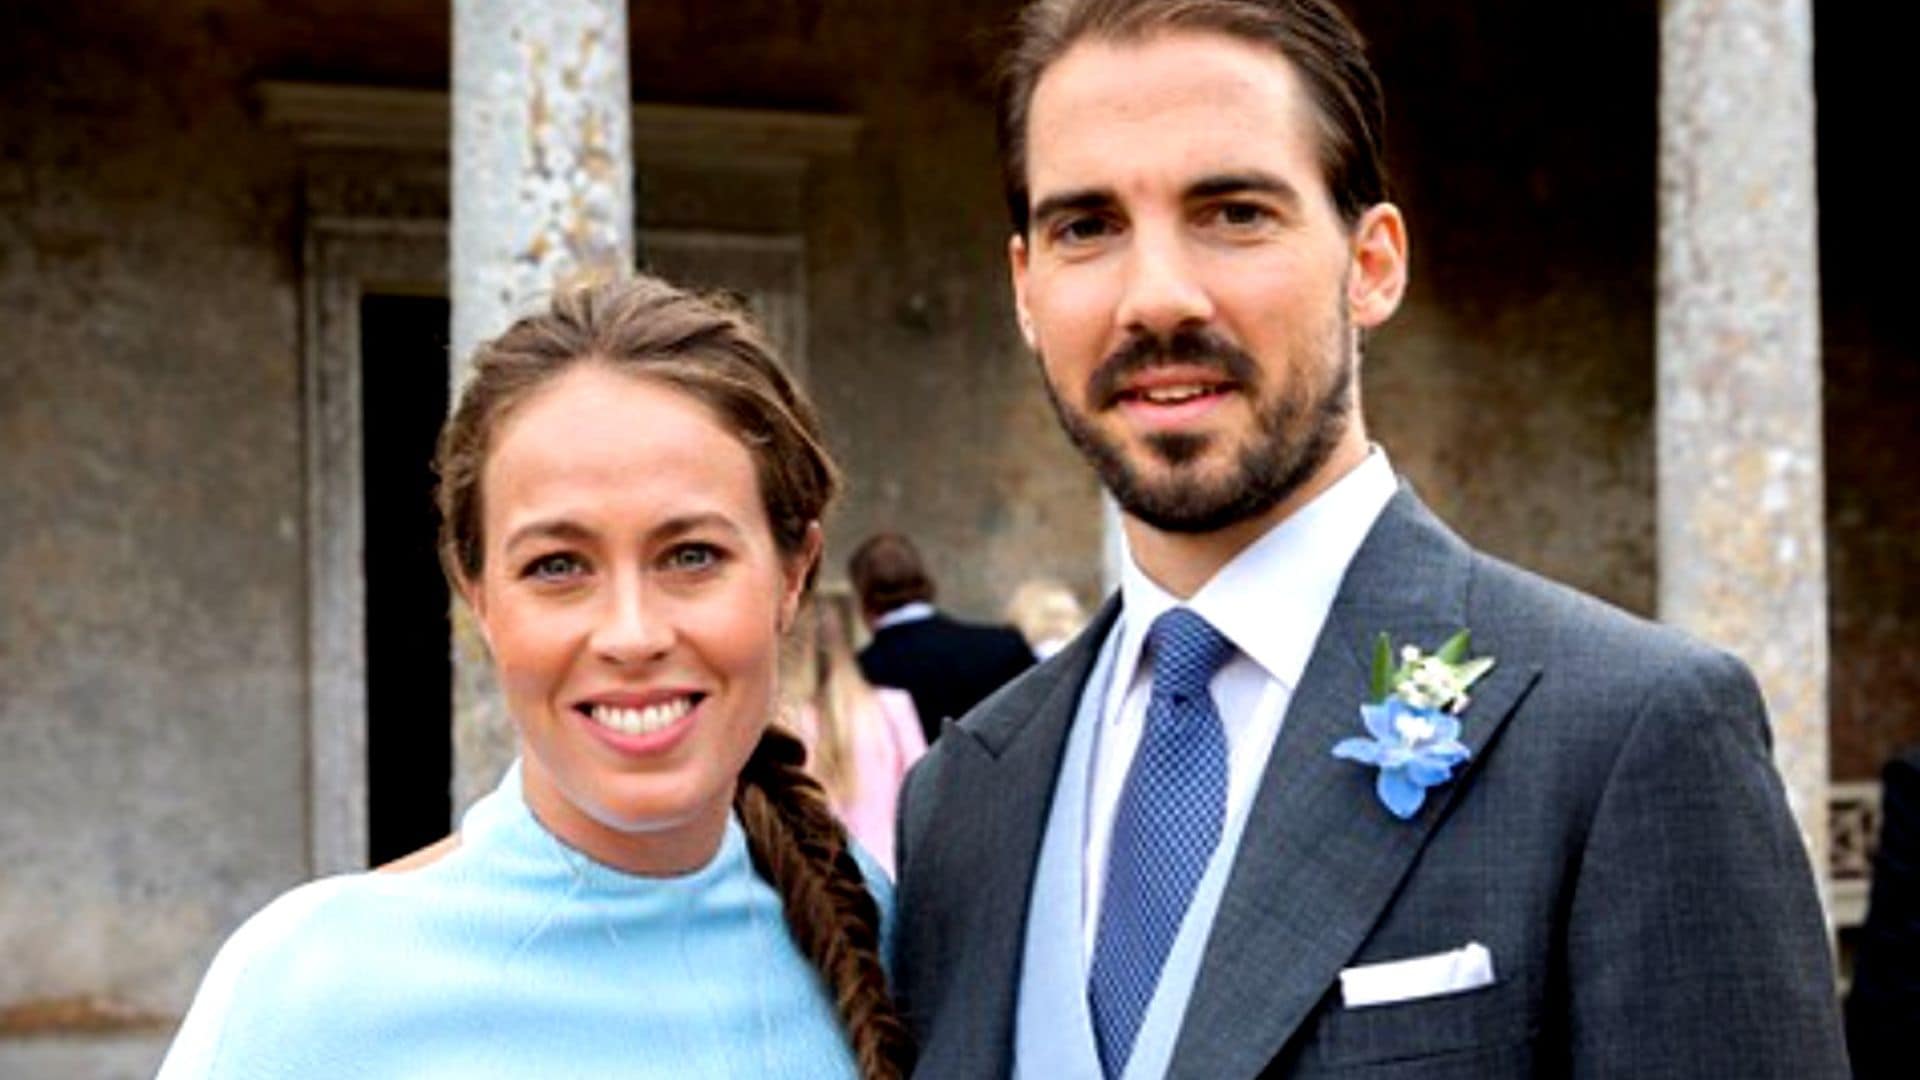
[589,576,673,664]
[1116,223,1214,337]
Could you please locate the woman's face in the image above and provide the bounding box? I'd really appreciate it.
[464,363,815,875]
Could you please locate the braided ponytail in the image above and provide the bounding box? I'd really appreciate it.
[735,727,915,1080]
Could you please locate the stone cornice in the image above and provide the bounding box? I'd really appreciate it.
[258,81,861,168]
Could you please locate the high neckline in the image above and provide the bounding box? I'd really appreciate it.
[456,760,754,896]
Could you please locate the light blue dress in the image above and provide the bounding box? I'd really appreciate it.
[158,763,887,1078]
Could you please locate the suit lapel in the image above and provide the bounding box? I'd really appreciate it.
[1167,490,1542,1079]
[920,599,1119,1074]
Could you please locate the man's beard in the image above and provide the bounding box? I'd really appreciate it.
[1039,313,1355,535]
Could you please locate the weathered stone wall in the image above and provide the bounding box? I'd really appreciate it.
[1359,1,1660,615]
[0,0,309,1049]
[0,3,447,1075]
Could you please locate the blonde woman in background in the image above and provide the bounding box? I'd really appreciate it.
[787,587,926,876]
[1005,577,1087,661]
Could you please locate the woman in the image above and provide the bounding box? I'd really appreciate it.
[784,588,926,875]
[159,277,913,1078]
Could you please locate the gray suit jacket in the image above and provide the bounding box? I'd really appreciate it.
[893,490,1846,1078]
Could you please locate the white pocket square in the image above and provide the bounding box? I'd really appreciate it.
[1338,942,1496,1009]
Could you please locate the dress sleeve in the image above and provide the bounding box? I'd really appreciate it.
[155,878,349,1079]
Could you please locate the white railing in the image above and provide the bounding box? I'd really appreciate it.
[1831,780,1882,929]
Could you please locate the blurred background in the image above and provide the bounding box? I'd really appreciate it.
[0,2,1911,1075]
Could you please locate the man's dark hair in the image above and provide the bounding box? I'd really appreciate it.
[996,0,1389,234]
[848,532,937,619]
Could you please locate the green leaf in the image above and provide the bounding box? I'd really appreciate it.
[1370,633,1394,702]
[1436,629,1472,665]
[1456,656,1495,689]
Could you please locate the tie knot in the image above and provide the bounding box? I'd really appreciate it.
[1146,608,1234,699]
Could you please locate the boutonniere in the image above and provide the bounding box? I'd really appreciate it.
[1332,630,1495,820]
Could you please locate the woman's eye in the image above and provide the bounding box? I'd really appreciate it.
[522,553,584,581]
[664,543,723,573]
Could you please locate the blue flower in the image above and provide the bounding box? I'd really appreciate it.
[1331,697,1472,820]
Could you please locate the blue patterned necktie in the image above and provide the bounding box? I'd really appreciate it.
[1088,607,1234,1079]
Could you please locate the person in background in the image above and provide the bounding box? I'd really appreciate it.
[158,276,912,1079]
[784,586,927,877]
[1847,743,1920,1079]
[847,531,1035,744]
[1005,577,1089,661]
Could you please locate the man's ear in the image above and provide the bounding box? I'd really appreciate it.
[1009,232,1037,349]
[1348,202,1409,330]
[780,522,825,632]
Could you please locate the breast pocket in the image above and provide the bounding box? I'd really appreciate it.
[1315,973,1534,1071]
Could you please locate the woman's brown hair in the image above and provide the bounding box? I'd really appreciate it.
[433,274,913,1079]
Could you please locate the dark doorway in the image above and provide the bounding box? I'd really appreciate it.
[360,293,453,866]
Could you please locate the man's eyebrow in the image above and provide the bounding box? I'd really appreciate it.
[1187,172,1303,211]
[1029,175,1304,226]
[1029,187,1116,225]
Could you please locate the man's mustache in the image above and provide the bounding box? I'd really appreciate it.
[1086,327,1260,408]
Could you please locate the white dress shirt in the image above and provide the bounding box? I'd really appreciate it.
[1081,449,1398,952]
[871,600,936,631]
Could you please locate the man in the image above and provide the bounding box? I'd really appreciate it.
[891,2,1848,1077]
[1846,744,1920,1078]
[848,531,1036,744]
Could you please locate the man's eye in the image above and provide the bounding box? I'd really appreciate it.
[522,553,584,581]
[1210,201,1275,228]
[1052,215,1114,245]
[664,543,723,572]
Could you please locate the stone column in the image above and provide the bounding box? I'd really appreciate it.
[1658,1,1828,904]
[450,0,634,814]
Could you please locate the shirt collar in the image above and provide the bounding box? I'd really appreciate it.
[872,601,937,631]
[1114,448,1398,692]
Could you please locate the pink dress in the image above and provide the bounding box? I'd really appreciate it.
[790,687,926,877]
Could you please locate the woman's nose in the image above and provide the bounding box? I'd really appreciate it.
[589,578,673,664]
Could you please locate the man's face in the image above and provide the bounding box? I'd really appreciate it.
[1011,29,1405,534]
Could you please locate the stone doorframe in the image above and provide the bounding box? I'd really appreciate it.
[263,82,857,874]
[302,216,448,876]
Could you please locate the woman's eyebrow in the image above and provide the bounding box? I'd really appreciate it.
[501,511,747,552]
[502,518,593,551]
[650,513,745,542]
